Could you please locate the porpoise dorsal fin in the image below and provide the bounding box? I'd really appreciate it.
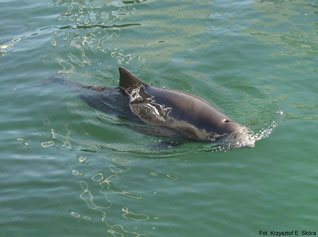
[119,67,147,93]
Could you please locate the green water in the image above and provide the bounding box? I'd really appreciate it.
[1,0,317,236]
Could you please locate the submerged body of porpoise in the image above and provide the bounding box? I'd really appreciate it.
[48,67,254,148]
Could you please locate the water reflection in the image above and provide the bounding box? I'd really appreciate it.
[51,0,214,72]
[246,0,318,123]
[247,0,318,57]
[77,158,149,237]
[51,0,142,83]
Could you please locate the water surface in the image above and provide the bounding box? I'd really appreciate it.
[1,0,317,236]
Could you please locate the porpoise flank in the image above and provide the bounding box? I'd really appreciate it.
[49,67,254,148]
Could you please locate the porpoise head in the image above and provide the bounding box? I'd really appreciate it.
[217,118,241,134]
[212,119,255,148]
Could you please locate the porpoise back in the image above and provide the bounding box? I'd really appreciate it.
[118,67,244,141]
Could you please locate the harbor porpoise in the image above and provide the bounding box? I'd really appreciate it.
[48,67,253,148]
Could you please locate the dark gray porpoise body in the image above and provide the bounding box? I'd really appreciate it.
[117,67,245,142]
[52,67,247,143]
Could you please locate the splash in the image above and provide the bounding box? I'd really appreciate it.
[211,110,283,151]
